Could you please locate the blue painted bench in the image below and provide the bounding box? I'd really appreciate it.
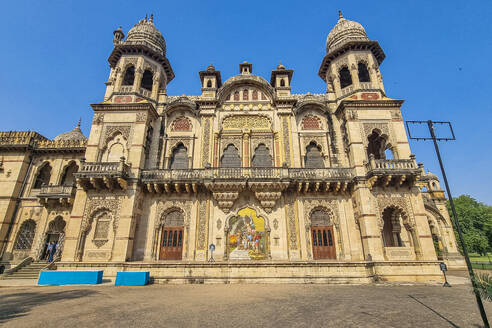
[115,272,149,286]
[38,270,103,285]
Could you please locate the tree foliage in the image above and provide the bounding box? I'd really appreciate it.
[447,195,492,255]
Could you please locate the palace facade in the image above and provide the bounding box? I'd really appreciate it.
[0,13,465,283]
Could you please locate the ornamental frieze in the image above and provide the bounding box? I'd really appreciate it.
[222,115,271,130]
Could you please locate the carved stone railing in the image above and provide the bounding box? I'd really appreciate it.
[141,167,354,183]
[365,154,420,189]
[37,185,76,206]
[120,85,133,93]
[139,88,152,98]
[38,185,76,198]
[288,168,353,181]
[75,158,130,191]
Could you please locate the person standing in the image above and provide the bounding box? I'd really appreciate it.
[45,242,53,261]
[48,241,56,262]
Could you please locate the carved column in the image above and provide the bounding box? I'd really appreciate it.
[151,73,161,99]
[243,131,250,167]
[133,67,143,92]
[350,63,360,90]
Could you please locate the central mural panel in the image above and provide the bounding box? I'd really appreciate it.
[228,207,267,260]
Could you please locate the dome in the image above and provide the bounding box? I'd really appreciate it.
[326,11,369,53]
[54,120,86,142]
[125,15,166,55]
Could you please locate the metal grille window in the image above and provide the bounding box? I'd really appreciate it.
[14,220,36,250]
[94,213,111,240]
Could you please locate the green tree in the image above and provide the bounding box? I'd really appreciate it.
[447,195,492,255]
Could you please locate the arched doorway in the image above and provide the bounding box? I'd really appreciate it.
[310,208,336,259]
[159,210,184,260]
[225,207,270,260]
[40,216,66,261]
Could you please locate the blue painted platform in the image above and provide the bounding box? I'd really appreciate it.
[38,271,103,285]
[115,272,149,286]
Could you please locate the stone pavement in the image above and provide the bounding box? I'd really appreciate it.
[0,277,491,327]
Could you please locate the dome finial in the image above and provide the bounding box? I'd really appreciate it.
[338,10,343,20]
[150,14,154,23]
[76,118,81,129]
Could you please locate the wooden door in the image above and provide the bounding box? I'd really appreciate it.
[312,226,336,260]
[159,227,183,260]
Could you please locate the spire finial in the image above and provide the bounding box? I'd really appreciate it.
[145,14,148,21]
[150,14,154,22]
[338,10,343,20]
[77,118,81,129]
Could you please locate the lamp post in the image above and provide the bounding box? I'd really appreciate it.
[406,120,489,328]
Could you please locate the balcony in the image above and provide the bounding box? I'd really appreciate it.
[75,158,130,191]
[141,167,354,194]
[37,185,76,206]
[365,155,420,189]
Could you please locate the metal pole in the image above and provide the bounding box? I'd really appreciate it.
[427,120,489,328]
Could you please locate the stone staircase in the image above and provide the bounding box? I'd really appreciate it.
[3,261,48,280]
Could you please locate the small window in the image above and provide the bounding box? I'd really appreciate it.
[280,79,285,87]
[207,80,212,88]
[312,230,317,246]
[122,66,135,86]
[252,90,258,100]
[339,67,352,89]
[234,91,239,101]
[358,63,370,83]
[243,90,248,100]
[141,70,153,91]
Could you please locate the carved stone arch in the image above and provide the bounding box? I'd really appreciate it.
[251,143,273,168]
[302,114,323,130]
[101,131,128,162]
[250,136,273,156]
[224,205,271,231]
[47,216,66,234]
[168,142,189,169]
[170,116,192,132]
[166,101,197,117]
[159,207,185,228]
[155,201,192,229]
[308,206,335,227]
[303,199,339,229]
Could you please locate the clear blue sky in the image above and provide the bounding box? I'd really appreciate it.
[1,1,491,204]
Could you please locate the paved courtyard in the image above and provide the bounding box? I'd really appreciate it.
[0,276,491,328]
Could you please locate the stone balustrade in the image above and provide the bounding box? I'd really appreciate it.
[365,154,420,189]
[75,158,130,191]
[37,185,76,206]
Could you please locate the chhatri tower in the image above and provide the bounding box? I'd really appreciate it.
[0,13,464,283]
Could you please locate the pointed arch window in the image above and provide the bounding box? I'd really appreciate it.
[60,162,79,186]
[169,144,189,169]
[34,163,52,189]
[141,70,153,91]
[221,144,241,167]
[358,62,370,83]
[14,220,36,250]
[339,66,352,89]
[305,142,324,168]
[207,80,212,88]
[122,66,135,86]
[252,144,273,167]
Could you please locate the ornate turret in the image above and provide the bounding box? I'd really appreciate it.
[105,15,174,102]
[319,11,386,100]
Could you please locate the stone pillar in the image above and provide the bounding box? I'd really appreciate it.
[151,73,161,99]
[242,131,250,167]
[133,68,143,92]
[350,63,360,90]
[353,183,384,261]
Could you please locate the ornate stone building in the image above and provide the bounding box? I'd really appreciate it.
[0,13,464,283]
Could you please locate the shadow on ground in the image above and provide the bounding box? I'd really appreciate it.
[0,289,98,323]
